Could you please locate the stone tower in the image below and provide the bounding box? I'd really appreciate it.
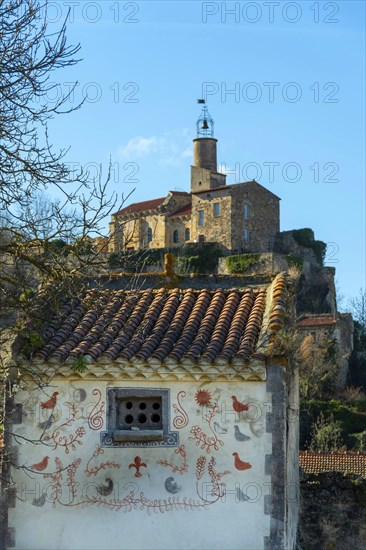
[191,101,226,193]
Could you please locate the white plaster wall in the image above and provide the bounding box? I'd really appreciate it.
[9,379,272,550]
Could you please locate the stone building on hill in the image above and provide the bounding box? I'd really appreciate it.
[109,104,280,254]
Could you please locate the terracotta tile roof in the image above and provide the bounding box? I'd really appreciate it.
[297,316,336,328]
[113,197,166,217]
[193,180,281,200]
[268,274,288,334]
[169,204,192,217]
[112,191,190,217]
[300,451,366,477]
[31,286,276,366]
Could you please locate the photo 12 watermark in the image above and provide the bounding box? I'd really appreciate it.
[64,161,140,185]
[42,2,139,24]
[218,161,340,184]
[201,2,340,24]
[201,81,339,104]
[34,81,140,105]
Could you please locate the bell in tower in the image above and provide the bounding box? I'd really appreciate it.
[196,99,214,138]
[191,99,226,192]
[193,99,217,171]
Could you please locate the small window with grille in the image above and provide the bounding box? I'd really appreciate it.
[105,388,176,445]
[117,396,163,431]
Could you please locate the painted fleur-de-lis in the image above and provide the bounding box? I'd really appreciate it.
[128,456,147,478]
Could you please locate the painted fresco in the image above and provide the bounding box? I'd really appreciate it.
[9,380,272,549]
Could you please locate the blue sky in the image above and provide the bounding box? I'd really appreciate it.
[46,0,365,302]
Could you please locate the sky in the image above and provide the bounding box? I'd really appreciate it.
[45,0,365,302]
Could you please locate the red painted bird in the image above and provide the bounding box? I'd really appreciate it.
[231,395,249,413]
[40,392,59,410]
[232,452,252,471]
[30,456,49,472]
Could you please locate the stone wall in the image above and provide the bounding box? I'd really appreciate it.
[231,182,280,254]
[274,231,318,266]
[218,253,288,275]
[298,472,366,549]
[335,313,354,388]
[109,193,191,253]
[165,216,191,248]
[191,188,232,250]
[163,192,191,216]
[190,166,226,193]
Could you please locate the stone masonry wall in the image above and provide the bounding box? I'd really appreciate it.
[163,193,191,216]
[191,188,232,250]
[298,472,366,549]
[166,216,191,247]
[231,182,280,253]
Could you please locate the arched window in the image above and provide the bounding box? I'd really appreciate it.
[244,203,250,220]
[147,227,153,242]
[185,228,190,241]
[173,230,179,243]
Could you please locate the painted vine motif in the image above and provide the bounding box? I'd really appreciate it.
[156,444,188,475]
[207,457,231,497]
[44,403,85,454]
[42,456,213,514]
[195,456,230,503]
[189,402,224,453]
[87,389,105,430]
[85,445,120,477]
[172,391,189,429]
[27,386,260,514]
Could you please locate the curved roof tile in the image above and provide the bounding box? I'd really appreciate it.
[33,277,290,366]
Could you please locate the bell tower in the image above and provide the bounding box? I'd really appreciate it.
[191,100,226,193]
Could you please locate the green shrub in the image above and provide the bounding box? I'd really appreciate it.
[108,242,223,274]
[44,239,70,257]
[351,430,366,451]
[292,228,315,248]
[309,411,345,451]
[71,354,88,373]
[300,399,366,450]
[226,254,260,274]
[291,228,326,265]
[286,254,303,270]
[22,331,45,358]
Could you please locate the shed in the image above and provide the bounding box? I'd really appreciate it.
[1,273,299,550]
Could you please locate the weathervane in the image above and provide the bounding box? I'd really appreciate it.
[196,98,214,137]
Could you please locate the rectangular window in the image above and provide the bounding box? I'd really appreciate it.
[244,203,250,220]
[243,228,250,243]
[213,202,221,217]
[198,210,205,226]
[103,388,178,447]
[269,233,275,251]
[198,234,206,243]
